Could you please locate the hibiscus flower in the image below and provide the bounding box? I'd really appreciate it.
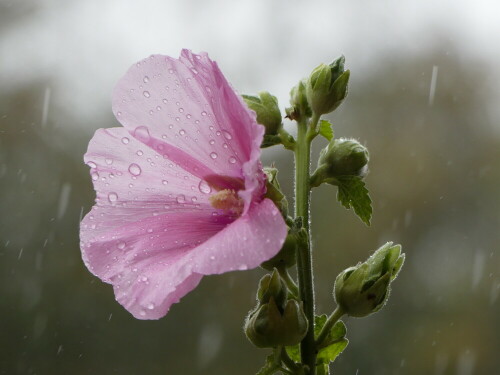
[80,50,287,319]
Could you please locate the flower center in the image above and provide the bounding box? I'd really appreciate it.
[209,189,244,215]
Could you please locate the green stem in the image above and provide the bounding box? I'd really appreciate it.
[315,306,345,348]
[280,347,300,372]
[294,113,320,374]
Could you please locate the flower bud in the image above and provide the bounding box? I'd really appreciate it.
[311,138,369,187]
[245,298,308,348]
[286,79,312,121]
[261,233,297,271]
[306,56,350,115]
[334,242,405,317]
[257,269,288,309]
[243,92,282,135]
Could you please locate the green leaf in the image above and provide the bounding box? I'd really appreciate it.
[256,353,279,375]
[286,315,348,366]
[316,363,330,375]
[336,176,372,226]
[318,120,334,141]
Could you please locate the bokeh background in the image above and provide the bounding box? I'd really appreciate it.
[1,0,499,374]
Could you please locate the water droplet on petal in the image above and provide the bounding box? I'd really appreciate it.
[222,130,232,140]
[136,150,143,156]
[108,192,118,203]
[139,310,146,316]
[143,76,149,83]
[201,111,207,116]
[162,180,168,185]
[198,180,212,194]
[210,152,218,159]
[143,91,150,98]
[91,171,99,181]
[87,161,97,168]
[105,158,113,165]
[238,264,248,271]
[134,126,150,143]
[209,139,215,145]
[117,242,126,250]
[179,129,186,136]
[121,137,130,144]
[176,194,186,204]
[147,303,155,310]
[128,163,142,176]
[228,156,236,164]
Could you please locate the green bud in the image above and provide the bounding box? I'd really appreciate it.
[311,138,369,187]
[245,298,308,348]
[257,269,288,309]
[243,92,282,135]
[334,242,405,317]
[306,56,350,116]
[286,79,312,121]
[263,167,289,218]
[261,233,297,271]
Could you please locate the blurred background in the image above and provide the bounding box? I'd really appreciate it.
[1,0,499,374]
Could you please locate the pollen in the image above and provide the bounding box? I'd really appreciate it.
[209,189,244,215]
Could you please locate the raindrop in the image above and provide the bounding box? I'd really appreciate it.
[117,242,126,250]
[91,171,99,181]
[201,111,207,116]
[143,76,149,83]
[136,150,144,156]
[209,139,215,145]
[198,180,212,194]
[222,130,232,140]
[121,137,130,144]
[128,163,142,176]
[177,194,186,204]
[108,192,118,203]
[162,180,168,185]
[143,91,151,98]
[210,152,218,159]
[87,161,97,169]
[134,126,150,143]
[147,303,155,310]
[228,156,236,164]
[179,129,186,136]
[156,106,161,111]
[139,310,146,316]
[162,98,168,104]
[178,108,184,113]
[105,158,113,165]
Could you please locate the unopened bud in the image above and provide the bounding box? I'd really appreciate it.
[257,269,288,309]
[243,92,282,135]
[286,79,312,121]
[306,56,350,116]
[334,242,405,317]
[245,298,308,348]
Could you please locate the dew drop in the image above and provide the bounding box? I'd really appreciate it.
[143,91,151,98]
[209,139,215,145]
[121,137,130,144]
[210,152,218,159]
[162,180,168,185]
[176,194,186,204]
[198,180,212,194]
[116,111,122,117]
[136,150,144,156]
[87,161,97,169]
[139,310,146,316]
[147,303,155,310]
[179,129,186,136]
[91,171,99,181]
[128,163,142,176]
[156,106,161,111]
[222,130,232,140]
[228,156,236,164]
[201,111,207,116]
[105,158,113,165]
[143,76,149,83]
[178,108,184,113]
[117,242,126,250]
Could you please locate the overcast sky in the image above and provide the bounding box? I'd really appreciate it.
[1,0,499,129]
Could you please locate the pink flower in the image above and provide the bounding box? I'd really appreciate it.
[80,50,287,319]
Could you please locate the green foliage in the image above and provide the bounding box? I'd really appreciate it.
[285,315,348,369]
[318,120,334,141]
[336,176,372,225]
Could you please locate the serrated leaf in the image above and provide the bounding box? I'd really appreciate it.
[318,120,334,141]
[256,353,279,375]
[337,176,372,225]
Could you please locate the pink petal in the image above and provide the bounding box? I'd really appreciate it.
[80,199,286,319]
[111,50,266,212]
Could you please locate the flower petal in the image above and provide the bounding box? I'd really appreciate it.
[111,50,266,212]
